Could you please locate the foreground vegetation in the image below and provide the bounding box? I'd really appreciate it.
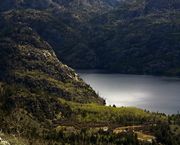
[0,83,180,145]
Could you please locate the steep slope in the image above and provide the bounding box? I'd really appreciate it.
[1,0,179,76]
[0,0,126,69]
[0,11,105,143]
[0,13,105,108]
[1,8,95,68]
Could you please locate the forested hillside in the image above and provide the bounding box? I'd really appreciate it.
[0,0,180,144]
[86,0,180,75]
[1,0,179,75]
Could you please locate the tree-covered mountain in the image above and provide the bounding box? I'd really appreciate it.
[0,0,123,68]
[86,0,180,75]
[1,0,179,76]
[0,0,123,15]
[0,12,105,104]
[0,0,180,145]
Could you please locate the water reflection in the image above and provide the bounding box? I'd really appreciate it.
[78,70,180,114]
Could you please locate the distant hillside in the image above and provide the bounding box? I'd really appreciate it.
[63,0,180,76]
[1,0,179,76]
[86,0,180,75]
[0,0,123,14]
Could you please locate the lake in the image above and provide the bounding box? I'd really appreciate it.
[77,70,180,114]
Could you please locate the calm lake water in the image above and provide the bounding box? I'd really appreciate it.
[77,70,180,114]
